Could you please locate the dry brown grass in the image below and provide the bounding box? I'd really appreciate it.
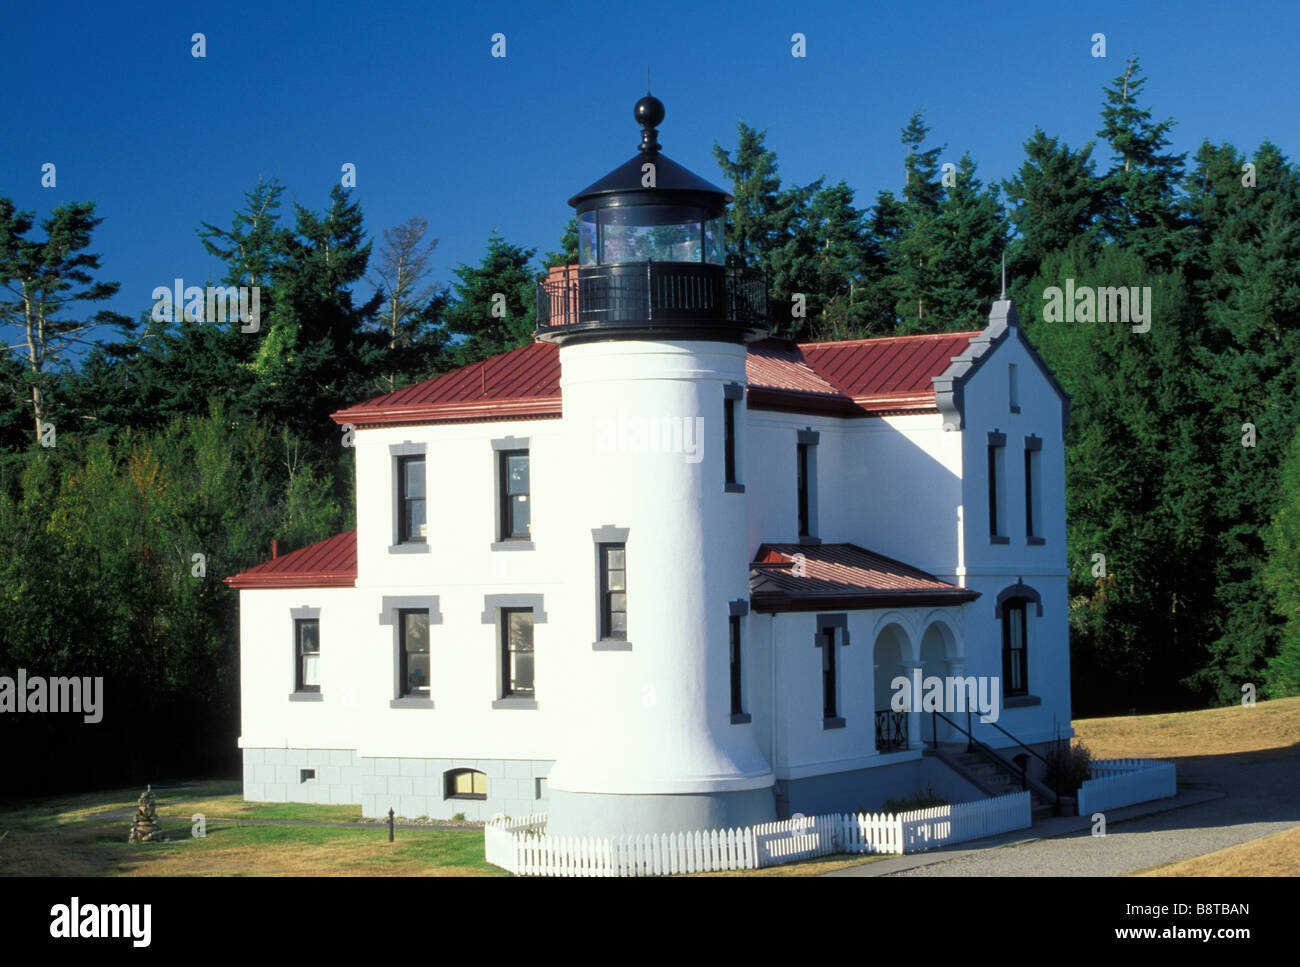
[1072,696,1300,759]
[694,853,888,876]
[1133,825,1300,877]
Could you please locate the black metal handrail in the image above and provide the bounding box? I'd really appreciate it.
[874,709,907,753]
[536,261,768,331]
[930,709,1061,815]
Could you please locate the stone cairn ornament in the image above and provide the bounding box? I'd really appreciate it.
[127,785,168,843]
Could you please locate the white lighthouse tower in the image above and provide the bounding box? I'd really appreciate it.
[537,97,777,837]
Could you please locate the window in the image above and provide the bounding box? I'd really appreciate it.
[724,399,737,485]
[299,769,316,783]
[729,615,743,716]
[498,450,530,540]
[988,431,1007,542]
[598,543,627,641]
[294,618,319,693]
[445,768,487,800]
[1002,600,1028,697]
[1009,363,1020,412]
[1025,437,1043,543]
[399,609,430,697]
[821,626,838,719]
[397,455,426,543]
[797,443,811,537]
[501,608,534,698]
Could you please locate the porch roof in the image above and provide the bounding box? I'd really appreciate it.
[224,530,357,589]
[749,543,979,613]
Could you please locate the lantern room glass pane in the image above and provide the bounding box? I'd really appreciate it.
[704,216,725,265]
[578,211,597,265]
[598,205,704,264]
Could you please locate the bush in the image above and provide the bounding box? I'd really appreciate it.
[1044,738,1093,795]
[881,784,949,814]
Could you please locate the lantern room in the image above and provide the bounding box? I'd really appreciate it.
[535,96,769,345]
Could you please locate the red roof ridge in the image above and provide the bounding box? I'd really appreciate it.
[798,330,981,350]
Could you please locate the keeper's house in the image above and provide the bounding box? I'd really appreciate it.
[227,97,1074,837]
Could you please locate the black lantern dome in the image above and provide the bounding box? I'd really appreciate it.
[536,97,768,345]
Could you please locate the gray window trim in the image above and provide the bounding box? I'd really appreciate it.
[1003,695,1042,709]
[823,716,847,730]
[290,606,321,620]
[723,383,745,401]
[591,525,630,543]
[389,441,428,457]
[991,535,1011,545]
[390,698,435,709]
[592,640,633,651]
[491,697,539,710]
[491,540,535,551]
[730,712,753,725]
[797,428,820,446]
[379,596,443,625]
[724,482,747,494]
[987,430,1006,448]
[289,692,323,702]
[480,594,548,624]
[491,435,530,451]
[729,599,750,617]
[1024,435,1042,452]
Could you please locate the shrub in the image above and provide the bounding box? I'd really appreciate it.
[1043,737,1093,795]
[452,812,466,822]
[881,783,948,814]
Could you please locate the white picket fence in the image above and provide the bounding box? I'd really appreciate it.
[483,791,1031,876]
[1076,758,1177,815]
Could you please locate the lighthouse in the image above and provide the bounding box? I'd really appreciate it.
[537,96,777,837]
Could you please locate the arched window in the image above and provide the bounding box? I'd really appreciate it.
[444,768,487,801]
[995,584,1041,699]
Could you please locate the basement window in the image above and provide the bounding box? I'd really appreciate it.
[300,769,316,783]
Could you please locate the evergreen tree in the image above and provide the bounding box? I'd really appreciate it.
[1002,128,1105,275]
[1096,56,1189,267]
[366,216,451,394]
[1263,424,1300,698]
[543,218,579,269]
[443,231,537,365]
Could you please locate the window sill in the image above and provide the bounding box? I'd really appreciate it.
[490,540,535,551]
[798,535,822,546]
[492,697,538,710]
[1003,694,1041,708]
[446,794,487,801]
[390,698,434,709]
[1027,536,1045,546]
[730,712,752,725]
[388,542,430,554]
[592,640,632,651]
[990,535,1010,545]
[289,692,323,702]
[822,716,846,730]
[724,482,746,494]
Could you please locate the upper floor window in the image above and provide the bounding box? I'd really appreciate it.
[397,455,426,543]
[724,398,738,485]
[988,431,1007,543]
[294,618,320,693]
[1002,599,1028,697]
[1009,363,1020,413]
[498,450,530,541]
[501,608,535,698]
[598,543,627,641]
[796,428,819,540]
[399,609,430,697]
[1025,436,1043,543]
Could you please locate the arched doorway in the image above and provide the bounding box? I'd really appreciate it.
[919,620,958,745]
[873,624,909,754]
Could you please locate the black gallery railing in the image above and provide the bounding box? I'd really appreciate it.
[536,261,768,332]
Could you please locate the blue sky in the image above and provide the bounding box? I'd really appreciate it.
[3,0,1297,351]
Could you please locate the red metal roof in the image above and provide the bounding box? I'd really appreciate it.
[225,530,357,589]
[750,543,979,612]
[330,331,980,428]
[798,331,981,414]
